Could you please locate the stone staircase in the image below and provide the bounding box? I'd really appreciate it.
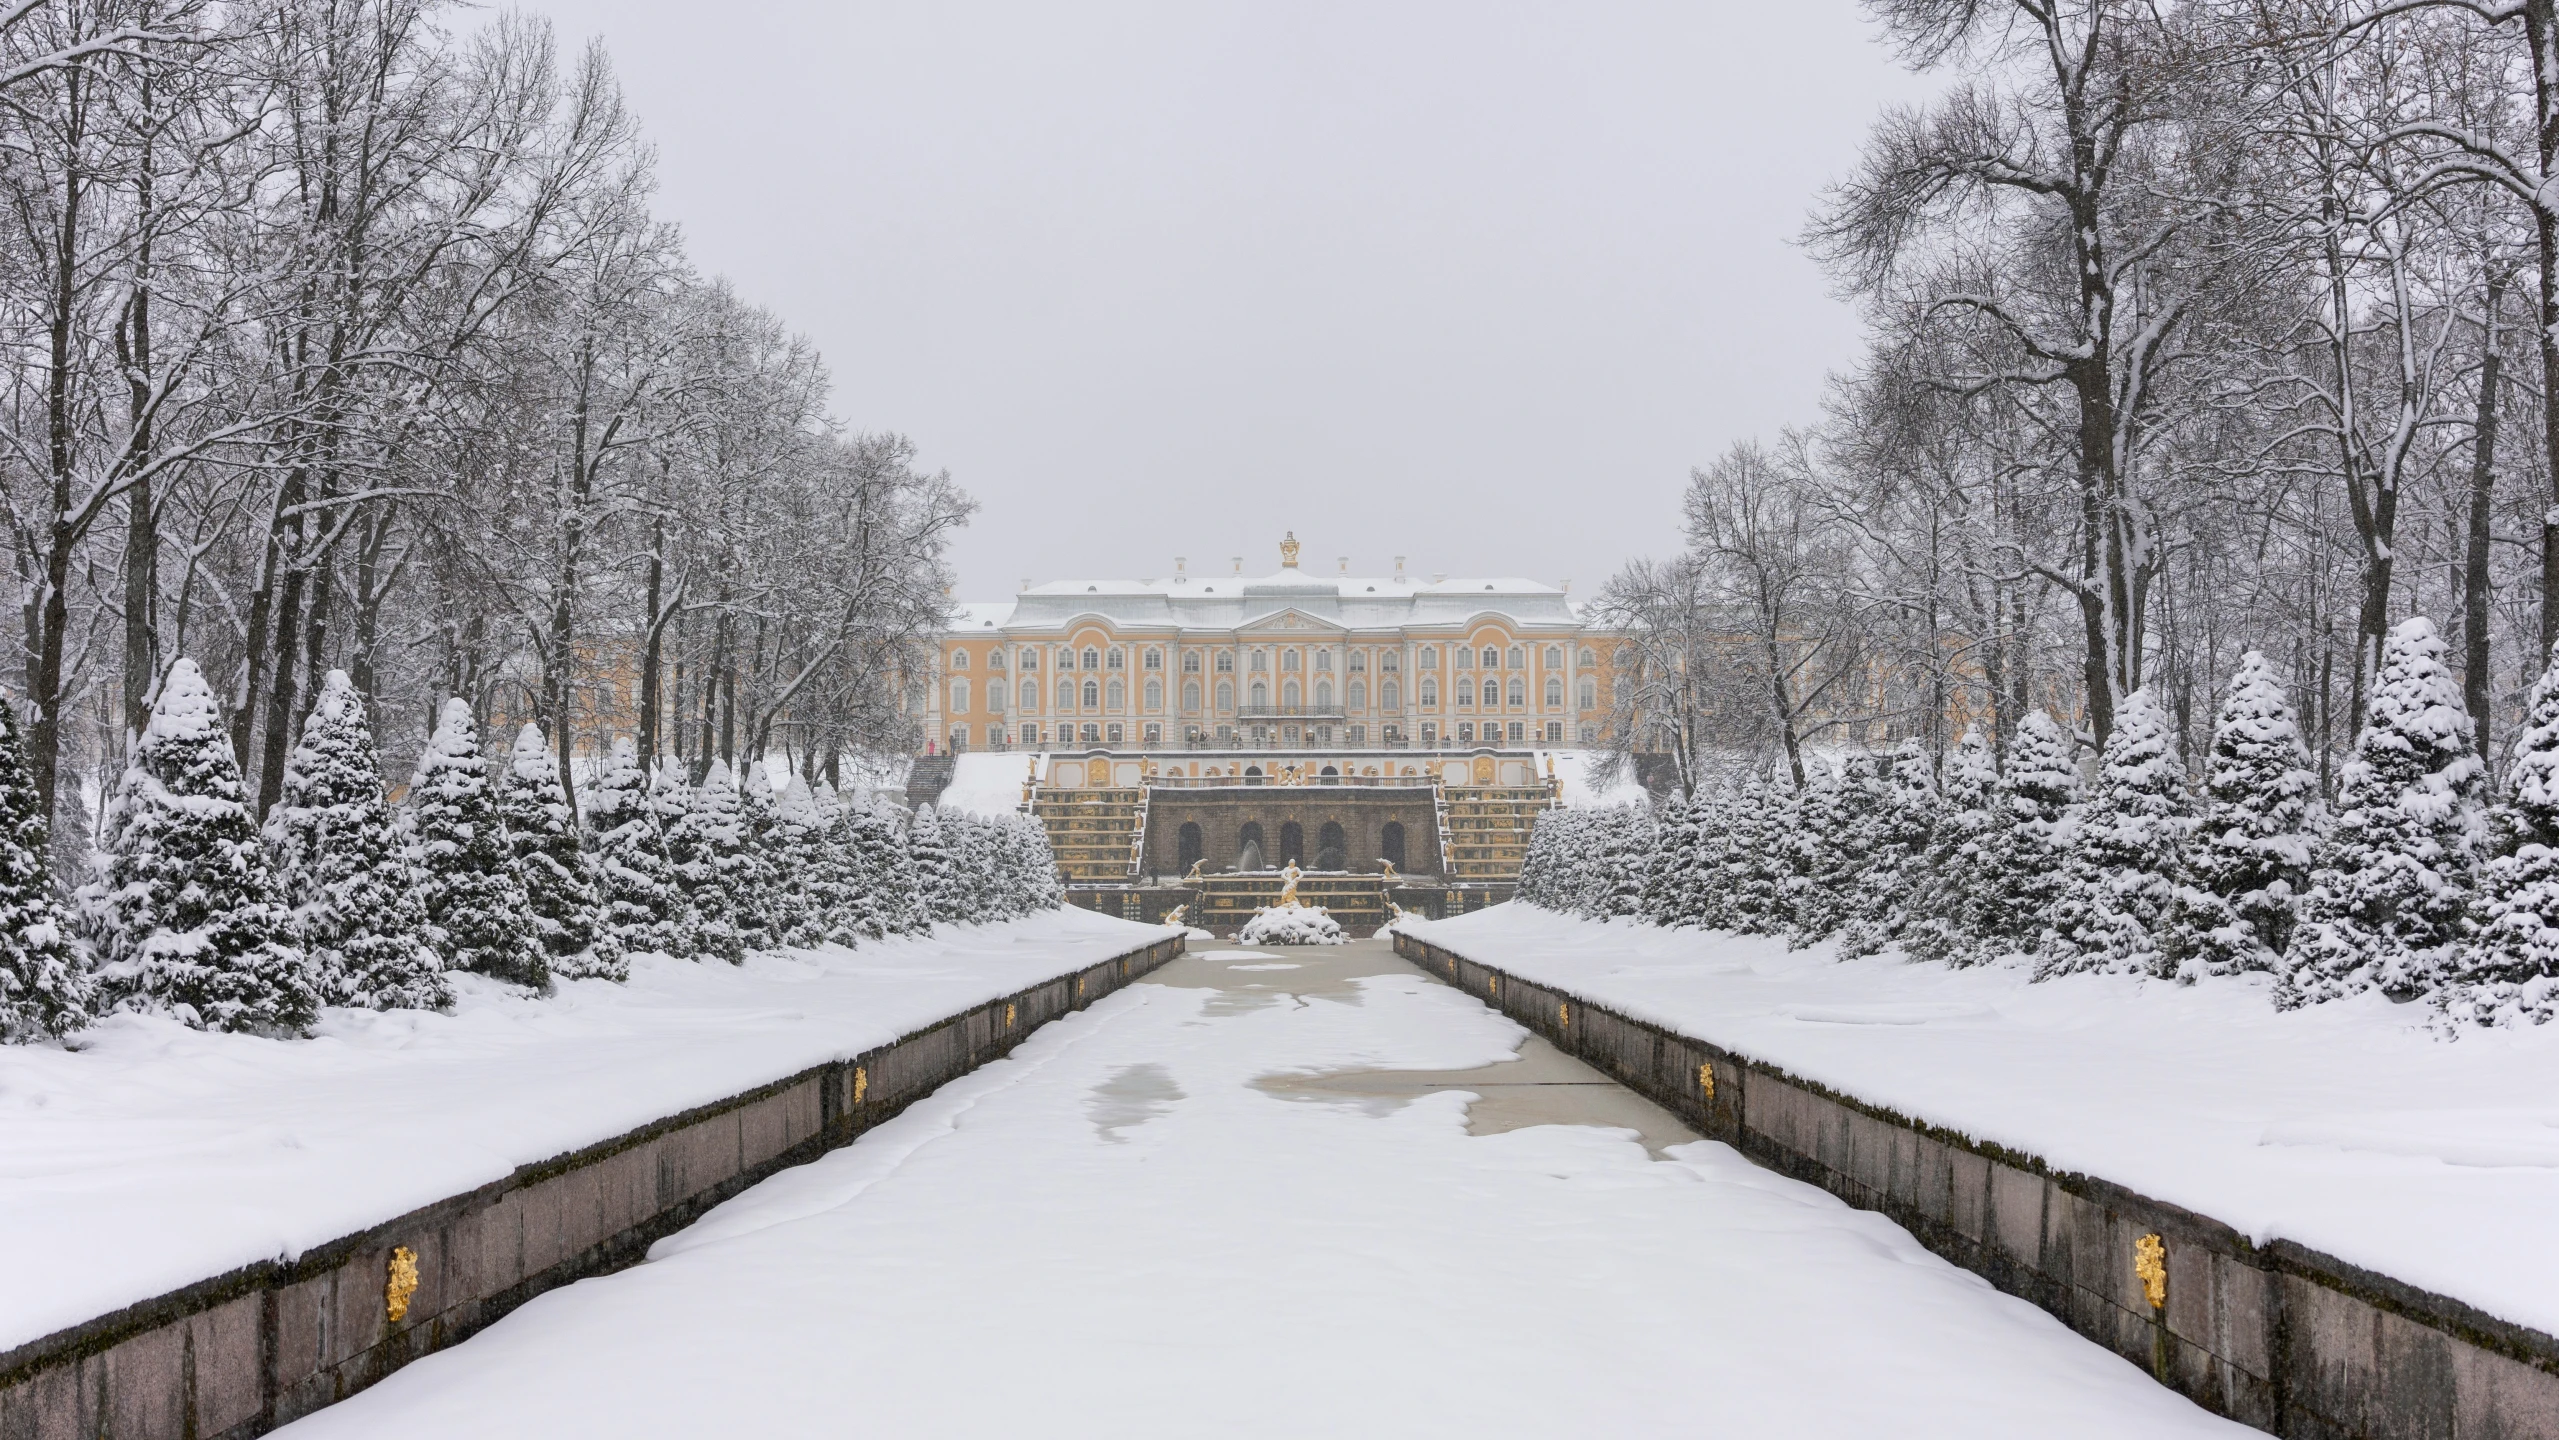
[1029,786,1144,884]
[906,753,956,809]
[1440,785,1556,885]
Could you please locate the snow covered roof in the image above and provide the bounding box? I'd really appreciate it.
[945,569,1586,636]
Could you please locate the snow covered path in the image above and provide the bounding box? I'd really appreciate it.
[276,939,2247,1438]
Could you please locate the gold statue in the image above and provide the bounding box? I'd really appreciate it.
[1378,857,1398,881]
[1278,860,1302,907]
[1184,858,1206,882]
[1280,530,1301,568]
[1163,903,1187,929]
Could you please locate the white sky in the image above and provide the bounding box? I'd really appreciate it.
[513,1,1933,598]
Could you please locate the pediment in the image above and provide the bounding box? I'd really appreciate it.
[1241,606,1345,634]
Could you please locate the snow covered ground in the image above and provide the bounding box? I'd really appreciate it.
[0,907,1164,1354]
[274,940,2245,1439]
[1401,905,2559,1339]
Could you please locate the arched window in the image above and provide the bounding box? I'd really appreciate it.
[1545,678,1563,709]
[1315,650,1332,672]
[1177,823,1204,871]
[1381,652,1400,672]
[950,649,969,669]
[1381,821,1406,869]
[1144,678,1162,710]
[1316,821,1345,867]
[1022,679,1040,711]
[1482,646,1501,669]
[1250,650,1268,672]
[1143,649,1161,670]
[1419,646,1437,669]
[1083,679,1100,707]
[1382,679,1400,709]
[1250,681,1268,707]
[1217,681,1235,711]
[1083,648,1100,669]
[1578,647,1596,666]
[1279,821,1304,866]
[1106,678,1125,709]
[1348,651,1366,672]
[1419,678,1437,706]
[1216,652,1234,673]
[1507,678,1525,707]
[1283,679,1301,707]
[1108,650,1124,670]
[988,650,1005,671]
[1182,651,1200,673]
[1579,679,1597,709]
[988,682,1006,714]
[1058,679,1075,709]
[949,678,970,714]
[1348,679,1366,709]
[1315,680,1332,708]
[1543,645,1561,668]
[1458,679,1475,706]
[1282,650,1300,671]
[1183,681,1201,711]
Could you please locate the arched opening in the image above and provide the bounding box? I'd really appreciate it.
[1244,764,1264,785]
[1177,822,1204,872]
[1316,821,1346,870]
[1381,822,1406,870]
[1279,821,1304,866]
[1319,764,1339,782]
[1238,822,1267,871]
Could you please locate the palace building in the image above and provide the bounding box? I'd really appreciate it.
[914,534,1627,935]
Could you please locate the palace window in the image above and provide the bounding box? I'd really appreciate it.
[1216,653,1234,673]
[1143,649,1161,670]
[1144,678,1162,710]
[1454,648,1471,670]
[1482,646,1500,669]
[1507,647,1524,670]
[1349,725,1365,745]
[1348,679,1365,709]
[950,649,969,669]
[1543,645,1560,668]
[1106,679,1125,709]
[949,679,970,714]
[1082,679,1100,707]
[1083,648,1100,669]
[1545,721,1563,743]
[1107,723,1123,743]
[1381,652,1399,672]
[1107,649,1124,670]
[1315,650,1332,672]
[1422,722,1438,746]
[1058,679,1074,709]
[1419,678,1437,706]
[1545,678,1563,709]
[1251,681,1269,707]
[1457,679,1475,706]
[1348,651,1366,672]
[1579,679,1597,709]
[1183,681,1201,711]
[1579,723,1596,743]
[1282,650,1300,672]
[1182,652,1200,673]
[1283,679,1301,707]
[1458,722,1475,743]
[1084,723,1101,743]
[1251,650,1267,672]
[1507,678,1525,707]
[1382,679,1399,709]
[1021,679,1039,711]
[1314,680,1332,708]
[1144,722,1161,743]
[1217,681,1235,711]
[1418,646,1437,668]
[1021,649,1038,670]
[988,650,1004,670]
[989,683,1006,714]
[1579,647,1596,666]
[1508,722,1525,743]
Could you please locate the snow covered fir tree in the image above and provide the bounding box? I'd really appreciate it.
[410,700,546,989]
[0,695,86,1039]
[498,724,624,983]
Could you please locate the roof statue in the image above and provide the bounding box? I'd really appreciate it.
[1280,531,1301,568]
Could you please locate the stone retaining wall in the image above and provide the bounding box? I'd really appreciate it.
[0,933,1183,1440]
[1394,931,2559,1440]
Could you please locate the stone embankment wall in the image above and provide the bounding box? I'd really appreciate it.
[1394,931,2559,1440]
[0,934,1183,1440]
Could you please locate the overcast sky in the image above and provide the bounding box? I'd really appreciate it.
[513,1,1932,599]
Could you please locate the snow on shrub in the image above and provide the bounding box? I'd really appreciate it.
[410,699,545,988]
[0,692,88,1040]
[1238,902,1347,946]
[498,723,623,982]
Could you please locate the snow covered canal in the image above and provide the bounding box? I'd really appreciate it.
[276,938,2248,1438]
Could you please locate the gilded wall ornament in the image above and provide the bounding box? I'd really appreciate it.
[2134,1233,2168,1310]
[385,1246,420,1324]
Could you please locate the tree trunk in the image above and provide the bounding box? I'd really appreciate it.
[2468,269,2507,757]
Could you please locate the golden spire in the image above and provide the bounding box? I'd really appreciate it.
[1280,530,1301,568]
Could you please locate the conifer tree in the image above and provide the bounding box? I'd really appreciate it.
[1640,792,1696,926]
[909,802,964,924]
[735,761,782,948]
[411,699,545,987]
[2284,617,2485,1007]
[1594,804,1654,919]
[818,781,885,940]
[1969,710,2079,964]
[264,672,447,1011]
[773,777,850,946]
[1842,742,1937,957]
[0,694,88,1040]
[2447,640,2559,1025]
[1904,726,1997,965]
[1011,810,1066,912]
[836,792,911,937]
[1674,787,1733,929]
[2038,687,2191,978]
[588,739,693,956]
[1790,756,1885,946]
[498,724,623,982]
[2170,652,2317,978]
[672,760,751,962]
[1713,772,1794,934]
[83,658,318,1031]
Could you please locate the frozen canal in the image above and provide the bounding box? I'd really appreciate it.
[281,938,2249,1438]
